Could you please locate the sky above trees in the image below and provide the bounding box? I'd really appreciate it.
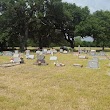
[62,0,110,13]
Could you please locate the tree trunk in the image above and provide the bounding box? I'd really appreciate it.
[39,36,43,49]
[19,35,25,52]
[62,30,74,49]
[24,23,28,50]
[102,41,105,51]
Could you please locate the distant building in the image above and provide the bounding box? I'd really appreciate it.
[81,36,94,42]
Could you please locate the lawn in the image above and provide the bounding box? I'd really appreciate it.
[0,51,110,110]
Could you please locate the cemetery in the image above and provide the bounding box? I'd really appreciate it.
[0,47,110,110]
[0,0,110,110]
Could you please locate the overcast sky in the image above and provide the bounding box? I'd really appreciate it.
[62,0,110,13]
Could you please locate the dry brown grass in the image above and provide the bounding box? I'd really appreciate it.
[0,52,110,110]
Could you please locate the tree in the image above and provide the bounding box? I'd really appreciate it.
[75,10,110,50]
[61,3,90,49]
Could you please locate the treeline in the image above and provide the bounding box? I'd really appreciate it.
[0,0,110,51]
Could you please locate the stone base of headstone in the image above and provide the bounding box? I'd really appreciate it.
[33,60,48,66]
[54,62,65,67]
[0,62,20,67]
[79,55,88,59]
[50,56,57,61]
[73,64,83,67]
[26,55,34,59]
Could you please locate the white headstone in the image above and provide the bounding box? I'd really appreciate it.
[50,56,57,60]
[79,55,87,59]
[60,49,63,53]
[90,50,96,56]
[26,50,30,55]
[36,51,41,54]
[63,50,68,54]
[15,50,19,54]
[13,54,20,58]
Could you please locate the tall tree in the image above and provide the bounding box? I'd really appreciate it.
[75,10,110,50]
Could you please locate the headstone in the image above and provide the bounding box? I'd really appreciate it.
[78,45,80,53]
[13,57,21,63]
[79,55,87,59]
[50,56,57,60]
[92,56,98,62]
[54,61,65,67]
[37,54,45,60]
[50,50,54,56]
[25,50,34,59]
[100,51,105,56]
[43,49,47,54]
[13,54,20,58]
[36,50,41,54]
[88,60,99,68]
[73,64,83,67]
[3,51,13,56]
[63,50,68,54]
[26,50,30,55]
[60,49,63,53]
[47,50,51,54]
[90,50,96,56]
[26,55,34,59]
[15,50,19,54]
[34,54,48,65]
[52,49,57,53]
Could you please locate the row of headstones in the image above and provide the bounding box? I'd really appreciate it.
[37,51,100,69]
[2,50,20,56]
[36,49,69,54]
[36,48,57,55]
[90,50,106,56]
[1,50,105,68]
[0,50,24,63]
[78,45,106,56]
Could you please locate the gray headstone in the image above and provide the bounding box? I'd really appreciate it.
[78,45,80,53]
[100,51,105,56]
[88,60,99,68]
[3,51,13,56]
[43,49,47,54]
[13,57,21,63]
[26,55,34,59]
[92,56,98,62]
[37,54,45,60]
